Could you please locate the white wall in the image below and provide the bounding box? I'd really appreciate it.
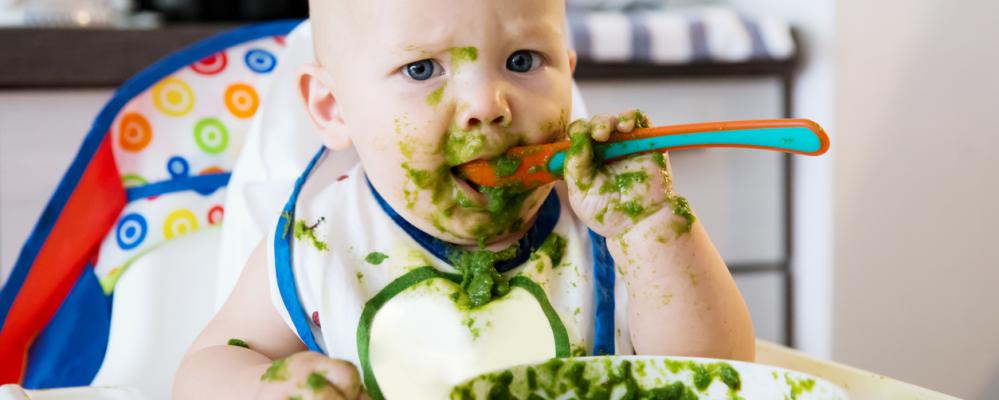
[725,0,837,360]
[833,1,999,398]
[0,90,112,285]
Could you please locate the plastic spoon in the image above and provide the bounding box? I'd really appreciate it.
[456,118,829,188]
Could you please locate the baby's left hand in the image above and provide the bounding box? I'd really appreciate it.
[564,110,673,238]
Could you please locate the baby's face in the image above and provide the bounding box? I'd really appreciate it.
[313,0,574,245]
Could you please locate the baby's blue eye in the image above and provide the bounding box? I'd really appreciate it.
[506,50,541,73]
[404,59,439,81]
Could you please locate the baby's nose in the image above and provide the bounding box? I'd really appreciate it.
[457,82,512,130]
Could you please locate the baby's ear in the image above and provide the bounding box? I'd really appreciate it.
[297,64,351,150]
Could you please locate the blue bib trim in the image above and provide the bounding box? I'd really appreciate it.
[274,148,327,354]
[589,230,616,356]
[366,180,561,274]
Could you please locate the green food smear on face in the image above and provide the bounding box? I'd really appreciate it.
[356,272,364,283]
[472,183,532,243]
[288,396,303,400]
[402,162,451,209]
[492,154,522,178]
[444,125,487,166]
[294,218,329,251]
[670,196,697,235]
[426,81,447,106]
[306,371,331,392]
[402,161,533,244]
[785,373,816,400]
[450,46,478,68]
[448,245,517,308]
[530,233,567,267]
[260,358,289,382]
[365,251,389,265]
[227,338,249,348]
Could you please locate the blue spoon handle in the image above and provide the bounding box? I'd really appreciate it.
[547,124,827,175]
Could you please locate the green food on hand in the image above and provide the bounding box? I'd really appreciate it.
[670,196,697,235]
[306,371,332,392]
[227,338,249,349]
[260,358,290,382]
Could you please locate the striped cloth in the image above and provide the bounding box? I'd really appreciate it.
[568,7,796,64]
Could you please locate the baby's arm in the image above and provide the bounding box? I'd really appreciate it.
[609,205,756,360]
[174,242,364,399]
[564,111,755,360]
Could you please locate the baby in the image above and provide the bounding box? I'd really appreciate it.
[175,0,754,399]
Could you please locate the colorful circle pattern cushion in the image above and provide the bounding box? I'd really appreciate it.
[244,48,277,74]
[207,205,224,225]
[190,52,228,75]
[96,33,286,295]
[115,214,148,250]
[163,208,200,240]
[151,77,196,117]
[193,118,230,154]
[118,113,153,152]
[167,156,190,178]
[224,83,260,119]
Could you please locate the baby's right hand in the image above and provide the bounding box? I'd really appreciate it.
[256,351,369,400]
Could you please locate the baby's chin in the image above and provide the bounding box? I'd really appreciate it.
[405,182,554,246]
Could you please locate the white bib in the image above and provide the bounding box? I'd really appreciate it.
[267,149,632,399]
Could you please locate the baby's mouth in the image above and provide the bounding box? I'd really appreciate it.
[450,166,487,204]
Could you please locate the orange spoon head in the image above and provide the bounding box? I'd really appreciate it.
[456,142,568,189]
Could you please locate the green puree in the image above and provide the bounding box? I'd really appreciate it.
[473,183,533,244]
[531,233,567,267]
[600,171,648,194]
[670,196,697,235]
[448,245,517,308]
[784,373,816,400]
[307,371,332,392]
[365,251,389,265]
[426,81,447,106]
[615,200,646,220]
[450,46,478,68]
[444,125,488,166]
[227,338,249,349]
[451,358,742,399]
[260,358,289,382]
[492,154,522,178]
[294,218,329,251]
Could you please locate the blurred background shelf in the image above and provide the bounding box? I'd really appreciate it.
[0,25,798,88]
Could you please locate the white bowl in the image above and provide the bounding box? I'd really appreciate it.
[450,355,849,399]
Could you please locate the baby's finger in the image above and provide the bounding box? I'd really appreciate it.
[591,115,616,142]
[565,119,598,190]
[616,109,650,133]
[313,359,364,399]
